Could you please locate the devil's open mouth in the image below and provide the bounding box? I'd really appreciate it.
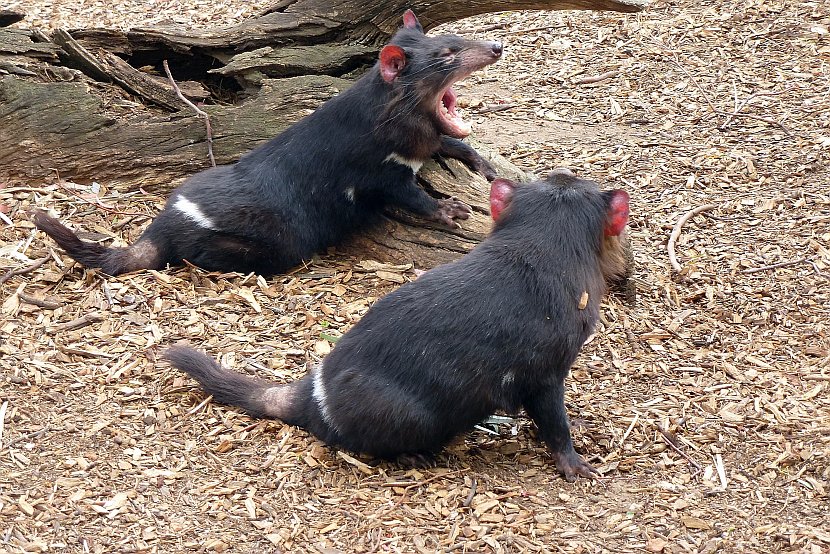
[437,85,471,138]
[435,45,503,138]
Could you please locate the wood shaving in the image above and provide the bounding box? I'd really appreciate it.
[1,1,828,552]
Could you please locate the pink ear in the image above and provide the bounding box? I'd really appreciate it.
[604,189,630,237]
[379,45,406,83]
[490,178,516,221]
[402,9,422,31]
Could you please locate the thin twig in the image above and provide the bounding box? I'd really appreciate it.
[656,425,702,470]
[0,426,50,453]
[16,292,63,310]
[49,169,148,217]
[475,22,510,32]
[721,88,793,128]
[742,257,808,274]
[618,413,640,449]
[806,260,830,280]
[667,204,717,272]
[463,478,478,508]
[46,312,103,334]
[666,55,718,114]
[377,469,467,517]
[504,24,568,35]
[0,401,6,448]
[477,103,517,114]
[162,59,216,167]
[657,42,793,137]
[742,257,829,280]
[714,110,793,138]
[187,395,214,415]
[164,394,215,433]
[575,69,620,85]
[0,257,48,286]
[744,27,786,42]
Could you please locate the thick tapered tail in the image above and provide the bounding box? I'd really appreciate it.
[164,345,295,420]
[31,210,160,275]
[32,210,113,267]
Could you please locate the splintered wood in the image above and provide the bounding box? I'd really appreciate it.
[1,1,829,553]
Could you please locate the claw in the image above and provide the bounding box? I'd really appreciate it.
[433,198,472,228]
[552,449,599,481]
[478,162,497,182]
[396,452,437,468]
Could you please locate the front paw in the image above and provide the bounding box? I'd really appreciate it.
[552,448,599,482]
[432,197,472,228]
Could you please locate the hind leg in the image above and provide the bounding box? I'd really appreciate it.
[140,210,293,275]
[182,234,290,275]
[319,367,456,459]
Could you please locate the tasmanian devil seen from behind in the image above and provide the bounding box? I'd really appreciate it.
[165,169,631,480]
[33,10,501,277]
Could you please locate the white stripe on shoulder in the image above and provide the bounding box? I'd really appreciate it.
[173,196,217,230]
[384,152,423,174]
[312,366,338,430]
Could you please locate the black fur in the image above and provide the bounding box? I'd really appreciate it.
[163,346,274,418]
[166,171,631,480]
[33,12,502,276]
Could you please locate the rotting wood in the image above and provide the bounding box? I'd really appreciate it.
[0,28,61,59]
[211,43,379,84]
[0,0,644,272]
[0,74,354,189]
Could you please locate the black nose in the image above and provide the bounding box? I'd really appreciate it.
[491,42,503,57]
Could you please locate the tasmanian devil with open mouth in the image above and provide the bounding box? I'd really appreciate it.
[33,10,502,276]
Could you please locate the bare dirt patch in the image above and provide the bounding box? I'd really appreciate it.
[2,1,829,553]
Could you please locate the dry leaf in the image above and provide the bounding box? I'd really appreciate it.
[231,287,262,313]
[681,516,711,530]
[646,538,668,552]
[102,492,129,511]
[336,451,374,475]
[376,270,405,283]
[18,498,35,516]
[314,340,331,356]
[578,291,589,310]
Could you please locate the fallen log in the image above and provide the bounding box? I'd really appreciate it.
[0,0,644,285]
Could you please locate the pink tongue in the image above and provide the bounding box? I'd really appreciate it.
[443,87,457,113]
[440,87,471,137]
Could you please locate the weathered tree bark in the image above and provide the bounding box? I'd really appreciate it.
[0,0,644,271]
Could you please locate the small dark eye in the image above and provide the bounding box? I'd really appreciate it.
[440,48,454,57]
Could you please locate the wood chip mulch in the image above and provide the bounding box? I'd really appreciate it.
[2,1,829,552]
